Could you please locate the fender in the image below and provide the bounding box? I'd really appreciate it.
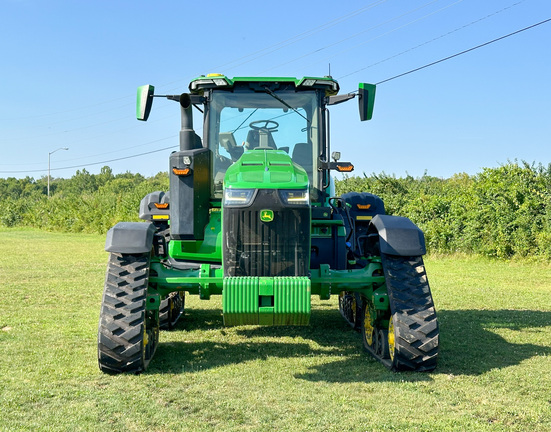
[370,214,426,256]
[105,222,156,254]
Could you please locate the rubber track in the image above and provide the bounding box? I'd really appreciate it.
[159,292,185,330]
[97,253,150,374]
[339,293,358,329]
[381,254,439,372]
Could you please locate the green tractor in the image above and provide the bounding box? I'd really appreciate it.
[97,74,439,374]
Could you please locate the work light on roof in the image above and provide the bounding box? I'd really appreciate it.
[190,76,231,91]
[298,78,339,93]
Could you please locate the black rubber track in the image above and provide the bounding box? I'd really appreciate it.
[159,291,185,330]
[339,292,360,329]
[97,252,158,374]
[381,254,439,372]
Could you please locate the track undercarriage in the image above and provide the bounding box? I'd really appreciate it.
[339,254,439,371]
[98,248,438,373]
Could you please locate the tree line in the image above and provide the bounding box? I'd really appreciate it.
[336,162,551,259]
[2,162,551,259]
[0,166,168,234]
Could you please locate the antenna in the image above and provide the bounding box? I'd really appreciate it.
[328,63,331,77]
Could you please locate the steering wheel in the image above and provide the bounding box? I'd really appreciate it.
[249,120,279,131]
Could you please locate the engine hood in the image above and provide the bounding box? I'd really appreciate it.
[223,149,309,190]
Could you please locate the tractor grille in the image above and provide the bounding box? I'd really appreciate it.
[223,190,309,277]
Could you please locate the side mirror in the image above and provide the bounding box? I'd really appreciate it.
[137,85,155,121]
[358,83,376,121]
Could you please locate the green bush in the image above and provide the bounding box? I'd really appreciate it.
[336,162,551,259]
[2,162,551,259]
[0,167,169,234]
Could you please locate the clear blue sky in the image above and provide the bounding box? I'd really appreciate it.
[1,0,550,180]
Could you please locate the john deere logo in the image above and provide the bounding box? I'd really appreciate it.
[260,210,274,222]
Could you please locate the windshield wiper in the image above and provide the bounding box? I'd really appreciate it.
[232,108,258,133]
[263,86,310,123]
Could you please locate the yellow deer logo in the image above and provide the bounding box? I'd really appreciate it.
[260,210,274,222]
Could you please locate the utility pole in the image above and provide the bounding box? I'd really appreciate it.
[48,147,68,197]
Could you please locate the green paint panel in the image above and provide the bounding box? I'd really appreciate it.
[223,277,259,326]
[223,277,311,326]
[273,277,311,325]
[168,211,222,262]
[224,150,308,190]
[373,287,389,311]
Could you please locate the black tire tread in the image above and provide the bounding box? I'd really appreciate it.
[98,253,154,374]
[381,254,439,372]
[159,291,185,330]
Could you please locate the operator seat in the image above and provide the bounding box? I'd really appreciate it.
[245,129,277,150]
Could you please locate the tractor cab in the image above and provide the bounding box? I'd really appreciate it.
[138,75,375,205]
[207,88,319,200]
[192,75,349,203]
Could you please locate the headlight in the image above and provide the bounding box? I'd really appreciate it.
[278,189,309,206]
[223,188,255,206]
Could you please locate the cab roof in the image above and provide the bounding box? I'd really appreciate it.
[189,74,340,96]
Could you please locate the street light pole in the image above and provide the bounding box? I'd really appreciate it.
[48,147,69,197]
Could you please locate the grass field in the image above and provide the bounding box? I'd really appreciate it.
[1,228,550,431]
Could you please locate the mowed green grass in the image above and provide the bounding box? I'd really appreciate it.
[1,229,550,432]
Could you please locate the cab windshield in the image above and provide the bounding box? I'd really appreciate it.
[207,90,321,199]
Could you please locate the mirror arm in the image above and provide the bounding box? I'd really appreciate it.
[326,93,356,106]
[164,94,205,113]
[163,94,205,105]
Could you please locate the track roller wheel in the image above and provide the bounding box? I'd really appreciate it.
[339,291,361,329]
[382,254,439,372]
[159,291,186,330]
[375,328,389,359]
[361,301,391,364]
[97,252,159,374]
[361,302,375,350]
[388,315,396,363]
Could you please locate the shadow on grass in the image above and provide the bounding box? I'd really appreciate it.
[436,309,551,375]
[148,306,551,381]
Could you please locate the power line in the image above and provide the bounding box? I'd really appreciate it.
[261,0,448,73]
[375,17,551,85]
[3,95,133,121]
[1,3,390,169]
[4,14,549,176]
[336,0,525,80]
[0,144,178,174]
[262,0,463,75]
[143,1,390,94]
[180,1,389,76]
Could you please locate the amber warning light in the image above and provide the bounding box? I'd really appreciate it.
[336,163,354,172]
[172,168,191,176]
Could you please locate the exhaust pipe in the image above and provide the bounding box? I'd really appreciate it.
[179,93,200,151]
